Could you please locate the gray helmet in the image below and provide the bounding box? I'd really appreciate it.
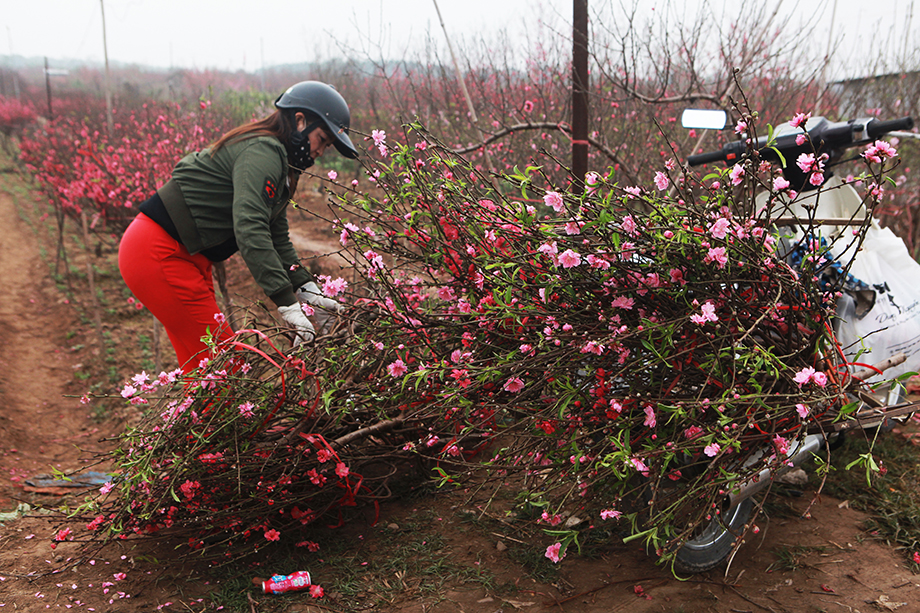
[275,81,358,159]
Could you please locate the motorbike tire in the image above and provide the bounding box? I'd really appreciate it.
[673,497,753,573]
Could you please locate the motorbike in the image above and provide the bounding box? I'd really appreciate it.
[672,110,920,572]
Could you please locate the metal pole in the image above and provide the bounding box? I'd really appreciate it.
[100,0,114,137]
[44,57,53,120]
[431,0,499,186]
[572,0,589,189]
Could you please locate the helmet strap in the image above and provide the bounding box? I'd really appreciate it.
[287,119,323,172]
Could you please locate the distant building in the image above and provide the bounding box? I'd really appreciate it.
[829,70,920,119]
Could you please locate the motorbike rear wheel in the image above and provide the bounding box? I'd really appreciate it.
[674,497,753,573]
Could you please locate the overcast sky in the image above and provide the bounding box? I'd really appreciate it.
[1,0,916,79]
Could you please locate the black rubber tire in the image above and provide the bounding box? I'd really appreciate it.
[674,497,753,573]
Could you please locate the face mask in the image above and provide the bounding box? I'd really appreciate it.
[287,119,322,172]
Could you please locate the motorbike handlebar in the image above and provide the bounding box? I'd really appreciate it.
[867,116,915,139]
[687,115,915,168]
[686,149,729,167]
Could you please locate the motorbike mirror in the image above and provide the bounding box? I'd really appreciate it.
[681,109,727,130]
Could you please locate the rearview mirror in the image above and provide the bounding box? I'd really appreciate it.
[681,109,727,130]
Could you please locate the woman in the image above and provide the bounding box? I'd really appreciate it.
[118,81,358,370]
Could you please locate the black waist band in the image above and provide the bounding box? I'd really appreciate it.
[137,192,239,262]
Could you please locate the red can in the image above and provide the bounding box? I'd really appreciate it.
[262,570,312,594]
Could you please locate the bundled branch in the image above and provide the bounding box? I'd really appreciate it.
[81,121,891,566]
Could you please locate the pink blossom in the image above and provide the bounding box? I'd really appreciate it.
[704,442,721,457]
[264,529,281,542]
[624,186,642,198]
[113,572,126,581]
[587,254,611,269]
[709,217,730,240]
[545,542,565,563]
[600,509,622,520]
[630,457,649,476]
[773,176,791,191]
[322,277,348,297]
[620,215,638,236]
[309,584,324,598]
[729,164,744,186]
[795,403,810,418]
[581,340,605,355]
[558,249,582,269]
[327,170,338,181]
[793,367,815,385]
[684,425,703,439]
[643,405,656,428]
[863,140,898,163]
[654,171,669,191]
[543,191,565,212]
[734,119,748,135]
[238,401,255,418]
[790,112,811,129]
[704,246,728,269]
[690,300,719,325]
[812,371,828,387]
[213,312,226,325]
[179,480,200,501]
[371,129,386,147]
[387,360,408,377]
[503,377,525,393]
[99,482,114,495]
[541,511,563,526]
[564,221,582,235]
[611,296,634,310]
[538,241,558,257]
[669,268,686,285]
[522,99,534,113]
[773,434,790,455]
[54,527,72,542]
[335,463,349,478]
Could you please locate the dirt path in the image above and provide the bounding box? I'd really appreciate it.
[0,190,107,504]
[1,183,919,611]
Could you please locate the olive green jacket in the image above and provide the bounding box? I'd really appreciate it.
[158,136,311,307]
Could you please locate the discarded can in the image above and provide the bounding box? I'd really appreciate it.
[262,570,312,594]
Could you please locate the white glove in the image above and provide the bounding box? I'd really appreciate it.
[278,303,315,346]
[295,281,343,335]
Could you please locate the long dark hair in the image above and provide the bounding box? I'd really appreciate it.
[210,109,309,192]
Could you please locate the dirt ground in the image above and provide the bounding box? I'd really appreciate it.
[2,180,920,612]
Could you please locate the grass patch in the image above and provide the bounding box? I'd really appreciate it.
[823,427,920,566]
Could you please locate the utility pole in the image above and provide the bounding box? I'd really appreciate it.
[100,0,114,137]
[432,0,498,187]
[44,57,53,119]
[572,0,589,189]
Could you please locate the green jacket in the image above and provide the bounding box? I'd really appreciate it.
[158,136,312,307]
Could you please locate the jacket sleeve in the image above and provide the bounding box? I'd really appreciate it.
[230,141,301,307]
[270,210,313,291]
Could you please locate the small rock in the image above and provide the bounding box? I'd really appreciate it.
[386,523,399,530]
[776,467,808,486]
[564,515,584,528]
[496,541,508,552]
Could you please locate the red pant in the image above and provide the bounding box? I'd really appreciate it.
[119,212,233,370]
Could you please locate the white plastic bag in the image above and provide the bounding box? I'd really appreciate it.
[836,225,920,382]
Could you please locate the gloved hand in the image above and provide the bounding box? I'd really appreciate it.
[295,281,343,335]
[278,303,315,346]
